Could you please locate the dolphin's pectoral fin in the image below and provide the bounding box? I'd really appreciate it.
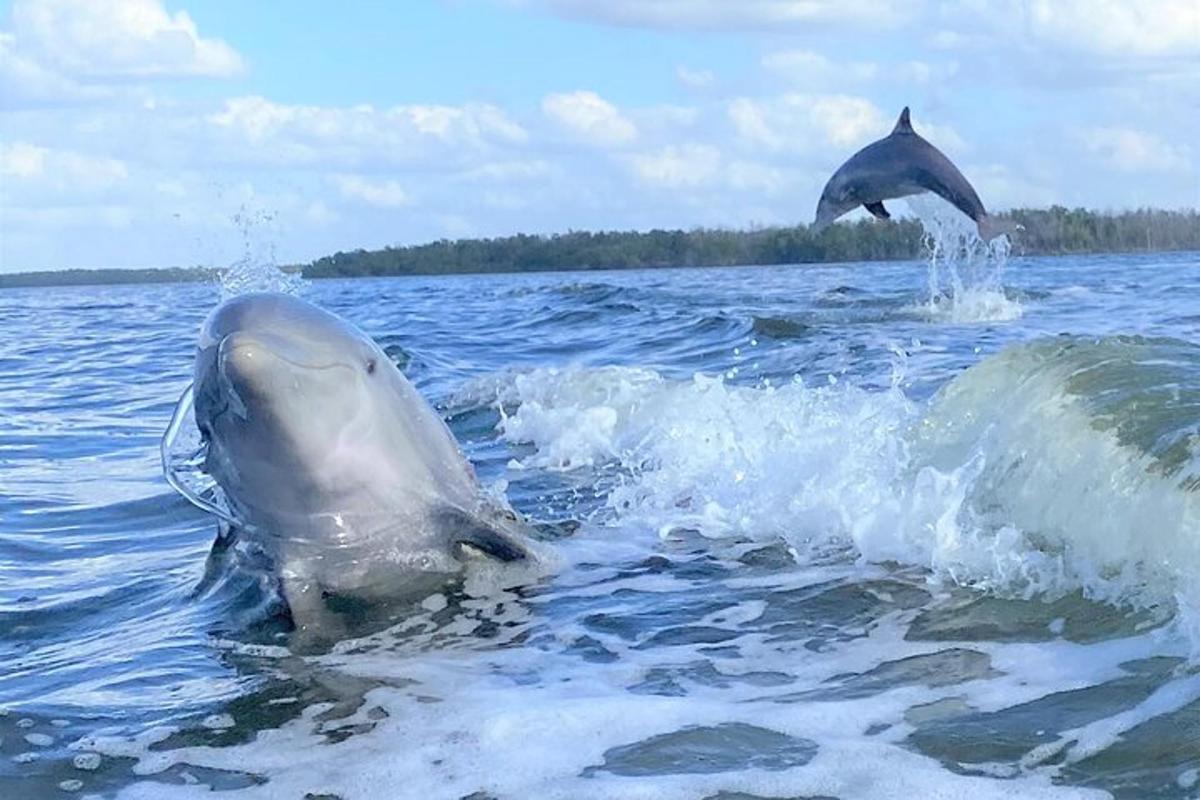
[864,201,891,220]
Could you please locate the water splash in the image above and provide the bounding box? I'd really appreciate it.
[160,385,238,528]
[218,206,304,299]
[482,342,1200,653]
[906,195,1021,323]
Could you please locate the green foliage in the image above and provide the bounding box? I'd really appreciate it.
[0,266,216,289]
[1,208,1195,288]
[1007,207,1200,254]
[304,208,1200,279]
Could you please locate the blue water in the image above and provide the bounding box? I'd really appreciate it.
[2,247,1199,798]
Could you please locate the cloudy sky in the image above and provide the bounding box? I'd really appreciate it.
[1,0,1197,272]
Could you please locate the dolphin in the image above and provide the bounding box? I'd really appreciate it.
[183,292,534,632]
[813,107,1010,241]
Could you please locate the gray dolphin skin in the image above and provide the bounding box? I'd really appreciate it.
[189,292,533,631]
[813,107,1008,240]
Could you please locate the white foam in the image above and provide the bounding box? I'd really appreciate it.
[102,604,1120,800]
[485,357,1198,650]
[200,714,234,731]
[487,366,921,555]
[72,752,102,771]
[923,287,1024,324]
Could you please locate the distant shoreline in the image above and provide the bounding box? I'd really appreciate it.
[2,206,1197,289]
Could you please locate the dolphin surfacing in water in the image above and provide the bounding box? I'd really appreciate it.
[184,292,534,631]
[813,107,1009,241]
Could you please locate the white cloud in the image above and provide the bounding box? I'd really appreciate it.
[964,163,1058,210]
[542,90,637,146]
[210,96,527,145]
[762,50,877,85]
[804,94,887,147]
[911,117,967,155]
[457,160,554,182]
[3,204,135,230]
[0,141,45,178]
[8,0,243,79]
[626,143,721,188]
[526,0,1197,62]
[0,31,104,106]
[762,49,960,92]
[726,160,789,194]
[676,65,714,88]
[1023,0,1200,58]
[729,94,888,151]
[624,146,791,196]
[1081,127,1192,173]
[333,175,411,208]
[892,59,959,84]
[304,200,337,226]
[635,104,701,133]
[518,0,916,31]
[0,141,128,192]
[928,0,1200,92]
[928,29,968,50]
[480,190,529,210]
[208,96,529,167]
[728,96,960,154]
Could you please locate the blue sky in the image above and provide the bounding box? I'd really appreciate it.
[1,0,1197,271]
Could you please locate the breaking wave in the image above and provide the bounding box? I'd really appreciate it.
[475,334,1200,651]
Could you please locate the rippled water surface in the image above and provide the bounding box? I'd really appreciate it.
[2,247,1199,799]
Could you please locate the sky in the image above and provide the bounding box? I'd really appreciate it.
[0,0,1197,272]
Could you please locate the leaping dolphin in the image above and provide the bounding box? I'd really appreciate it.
[179,292,535,633]
[813,107,1010,241]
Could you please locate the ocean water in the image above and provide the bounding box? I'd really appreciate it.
[2,232,1199,798]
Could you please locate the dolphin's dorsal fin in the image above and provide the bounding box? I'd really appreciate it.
[892,106,914,135]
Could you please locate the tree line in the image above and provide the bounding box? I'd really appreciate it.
[1,207,1195,288]
[305,207,1200,278]
[0,266,221,289]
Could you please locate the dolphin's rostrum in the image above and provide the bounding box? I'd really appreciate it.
[813,107,1010,241]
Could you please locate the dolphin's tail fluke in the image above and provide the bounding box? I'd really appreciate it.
[977,214,1021,243]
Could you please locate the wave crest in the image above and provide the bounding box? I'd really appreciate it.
[483,336,1200,651]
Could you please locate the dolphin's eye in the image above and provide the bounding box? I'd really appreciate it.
[366,359,377,375]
